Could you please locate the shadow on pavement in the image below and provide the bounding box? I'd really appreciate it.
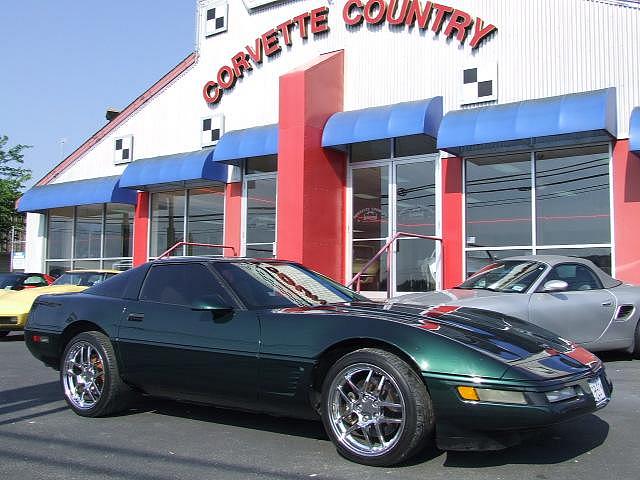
[0,333,25,342]
[443,414,609,467]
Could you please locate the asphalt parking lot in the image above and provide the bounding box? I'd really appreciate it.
[1,333,639,480]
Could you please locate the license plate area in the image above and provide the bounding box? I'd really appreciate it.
[588,377,607,405]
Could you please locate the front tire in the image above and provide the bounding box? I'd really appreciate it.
[60,331,131,417]
[320,348,434,466]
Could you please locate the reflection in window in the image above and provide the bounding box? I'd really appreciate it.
[352,240,387,292]
[396,238,436,292]
[465,250,532,277]
[465,153,531,247]
[395,161,435,236]
[535,146,610,245]
[150,191,186,257]
[352,167,388,240]
[187,187,225,256]
[75,205,103,259]
[246,177,277,256]
[394,135,438,158]
[538,247,612,275]
[104,204,133,258]
[350,140,391,163]
[47,207,74,260]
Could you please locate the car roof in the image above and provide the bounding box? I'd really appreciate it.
[497,255,621,288]
[65,270,121,274]
[152,256,286,264]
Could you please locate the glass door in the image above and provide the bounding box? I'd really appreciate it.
[349,156,440,297]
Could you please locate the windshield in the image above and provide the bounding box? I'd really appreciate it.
[457,261,546,293]
[53,272,116,287]
[214,261,368,309]
[0,273,22,289]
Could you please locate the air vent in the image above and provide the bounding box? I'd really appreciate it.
[615,305,635,320]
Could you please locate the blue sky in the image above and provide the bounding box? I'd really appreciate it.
[0,1,196,189]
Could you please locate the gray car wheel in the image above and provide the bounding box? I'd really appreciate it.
[320,348,434,466]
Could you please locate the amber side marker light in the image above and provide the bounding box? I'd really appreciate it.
[457,386,480,401]
[456,386,527,404]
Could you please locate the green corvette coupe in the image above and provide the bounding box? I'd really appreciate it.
[24,258,612,466]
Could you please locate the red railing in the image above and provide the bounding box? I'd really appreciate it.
[158,242,237,259]
[347,232,442,299]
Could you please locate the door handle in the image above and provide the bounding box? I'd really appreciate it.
[601,301,613,307]
[127,313,145,322]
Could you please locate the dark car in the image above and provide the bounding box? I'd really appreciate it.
[0,272,53,291]
[24,258,612,466]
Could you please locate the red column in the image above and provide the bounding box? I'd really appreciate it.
[613,140,640,283]
[224,182,242,257]
[276,51,347,282]
[133,191,150,266]
[442,156,464,288]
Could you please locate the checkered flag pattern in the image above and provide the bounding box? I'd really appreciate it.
[205,2,228,37]
[461,63,498,106]
[202,115,224,147]
[114,136,133,164]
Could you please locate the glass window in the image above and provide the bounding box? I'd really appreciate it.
[535,146,610,246]
[53,271,116,287]
[395,161,436,236]
[104,204,133,258]
[245,155,277,174]
[246,178,277,246]
[352,240,388,292]
[544,263,603,291]
[465,250,532,277]
[74,205,103,259]
[150,191,186,257]
[351,140,391,163]
[537,247,611,275]
[459,260,546,293]
[396,238,436,292]
[45,261,71,278]
[140,263,233,306]
[214,261,365,309]
[187,187,225,256]
[352,167,389,239]
[73,260,102,271]
[47,207,74,259]
[394,135,438,158]
[465,153,531,247]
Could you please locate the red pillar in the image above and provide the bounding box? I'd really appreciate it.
[133,191,150,266]
[224,182,242,257]
[613,140,640,283]
[276,51,347,282]
[442,156,464,288]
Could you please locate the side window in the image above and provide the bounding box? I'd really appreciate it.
[24,275,47,287]
[546,264,602,291]
[140,263,235,307]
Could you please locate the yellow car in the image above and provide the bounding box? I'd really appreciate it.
[0,270,119,337]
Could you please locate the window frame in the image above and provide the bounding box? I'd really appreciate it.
[463,143,614,277]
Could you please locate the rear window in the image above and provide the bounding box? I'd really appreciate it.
[84,267,145,299]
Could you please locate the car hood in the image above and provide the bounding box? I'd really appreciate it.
[394,288,508,306]
[0,285,88,314]
[277,302,596,380]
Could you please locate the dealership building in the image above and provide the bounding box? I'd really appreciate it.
[18,0,640,296]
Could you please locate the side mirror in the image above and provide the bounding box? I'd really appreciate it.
[542,280,569,293]
[191,297,234,316]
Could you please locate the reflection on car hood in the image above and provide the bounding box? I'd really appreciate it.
[276,302,593,379]
[394,288,507,306]
[0,285,88,314]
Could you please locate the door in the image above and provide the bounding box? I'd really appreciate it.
[117,262,260,407]
[529,263,615,343]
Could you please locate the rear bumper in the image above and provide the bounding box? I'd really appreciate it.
[424,368,612,451]
[24,328,63,369]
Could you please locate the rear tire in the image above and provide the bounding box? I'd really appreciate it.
[320,348,435,466]
[60,331,132,417]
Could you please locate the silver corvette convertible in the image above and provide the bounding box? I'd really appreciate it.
[394,255,640,355]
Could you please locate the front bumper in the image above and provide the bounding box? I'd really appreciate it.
[424,367,612,451]
[0,313,28,331]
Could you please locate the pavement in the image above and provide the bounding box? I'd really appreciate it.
[1,332,639,480]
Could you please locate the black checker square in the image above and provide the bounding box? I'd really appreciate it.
[115,139,123,150]
[203,118,212,131]
[216,17,225,29]
[207,8,216,20]
[122,149,130,160]
[211,129,220,142]
[478,80,493,97]
[463,68,477,84]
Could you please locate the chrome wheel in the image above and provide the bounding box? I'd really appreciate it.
[63,341,105,410]
[328,363,406,458]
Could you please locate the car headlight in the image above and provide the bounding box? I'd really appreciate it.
[544,386,579,403]
[457,386,528,405]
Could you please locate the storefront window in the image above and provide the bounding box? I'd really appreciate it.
[150,188,225,257]
[245,155,277,174]
[464,145,612,276]
[535,146,610,246]
[45,204,134,276]
[351,140,391,163]
[150,191,186,257]
[245,177,277,257]
[394,134,438,158]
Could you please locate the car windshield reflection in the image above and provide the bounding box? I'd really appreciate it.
[53,272,114,287]
[214,261,367,309]
[457,260,546,293]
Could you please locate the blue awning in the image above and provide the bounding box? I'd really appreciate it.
[119,148,228,191]
[322,97,443,150]
[438,88,618,156]
[18,176,136,213]
[212,124,278,165]
[631,107,640,153]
